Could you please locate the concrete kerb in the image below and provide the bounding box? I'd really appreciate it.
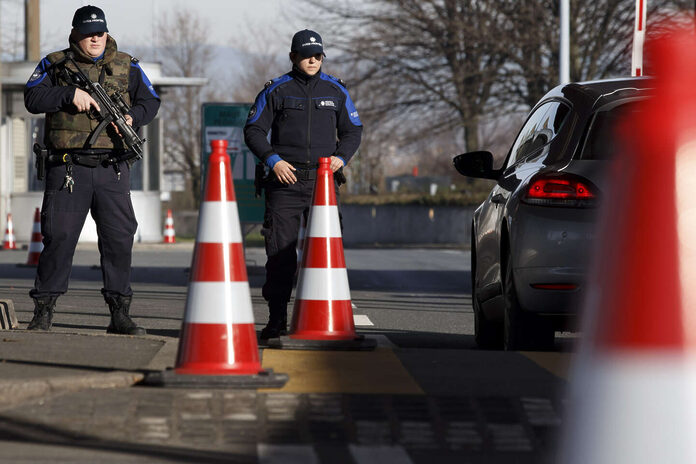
[0,331,177,410]
[0,371,144,411]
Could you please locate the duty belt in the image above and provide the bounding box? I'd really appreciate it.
[48,151,122,168]
[293,168,317,181]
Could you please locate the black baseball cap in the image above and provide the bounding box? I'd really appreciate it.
[291,29,325,58]
[72,5,108,35]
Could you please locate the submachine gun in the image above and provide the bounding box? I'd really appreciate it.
[62,51,145,160]
[34,52,146,181]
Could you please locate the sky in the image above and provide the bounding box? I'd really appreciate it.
[1,0,305,58]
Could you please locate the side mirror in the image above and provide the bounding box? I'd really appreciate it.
[452,151,501,180]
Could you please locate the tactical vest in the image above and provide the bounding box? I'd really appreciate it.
[45,36,132,151]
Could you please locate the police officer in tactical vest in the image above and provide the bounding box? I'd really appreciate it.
[244,29,363,339]
[24,5,160,334]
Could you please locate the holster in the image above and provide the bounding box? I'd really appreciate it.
[33,143,48,181]
[255,162,270,198]
[335,167,347,186]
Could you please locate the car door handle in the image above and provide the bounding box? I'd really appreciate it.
[491,193,506,204]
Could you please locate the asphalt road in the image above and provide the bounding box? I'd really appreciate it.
[0,243,573,463]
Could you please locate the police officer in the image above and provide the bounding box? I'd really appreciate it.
[244,29,363,339]
[24,5,160,334]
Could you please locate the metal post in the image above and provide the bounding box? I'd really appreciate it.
[560,0,570,84]
[25,0,40,62]
[631,0,647,76]
[0,16,4,229]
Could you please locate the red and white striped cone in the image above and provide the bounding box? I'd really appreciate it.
[268,157,375,351]
[559,25,696,464]
[145,140,287,388]
[2,213,17,250]
[25,208,42,266]
[163,209,176,244]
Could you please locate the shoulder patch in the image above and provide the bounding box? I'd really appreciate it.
[264,79,273,89]
[131,57,139,64]
[26,56,53,88]
[28,67,44,82]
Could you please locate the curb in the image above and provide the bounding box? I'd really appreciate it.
[0,370,144,410]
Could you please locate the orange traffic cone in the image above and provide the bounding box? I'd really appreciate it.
[2,213,16,250]
[144,140,287,388]
[163,209,176,244]
[559,25,696,464]
[25,208,42,266]
[268,157,375,350]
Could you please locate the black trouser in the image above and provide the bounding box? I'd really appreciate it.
[261,174,341,319]
[30,159,138,300]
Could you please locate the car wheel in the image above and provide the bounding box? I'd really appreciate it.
[503,249,554,351]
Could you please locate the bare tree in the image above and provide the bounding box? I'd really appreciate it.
[304,0,509,153]
[153,9,221,205]
[229,27,287,103]
[499,0,692,108]
[301,0,693,160]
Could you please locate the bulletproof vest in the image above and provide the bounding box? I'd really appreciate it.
[45,36,132,150]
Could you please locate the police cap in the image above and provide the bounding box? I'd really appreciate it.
[291,29,326,58]
[72,5,109,35]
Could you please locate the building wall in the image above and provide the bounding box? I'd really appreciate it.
[11,118,27,193]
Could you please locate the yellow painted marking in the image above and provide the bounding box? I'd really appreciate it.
[260,348,424,394]
[520,351,574,380]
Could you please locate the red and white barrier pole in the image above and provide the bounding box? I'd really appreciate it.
[632,0,647,76]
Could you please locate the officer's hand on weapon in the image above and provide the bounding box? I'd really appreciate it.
[329,156,344,173]
[273,160,297,184]
[72,88,100,113]
[111,115,133,137]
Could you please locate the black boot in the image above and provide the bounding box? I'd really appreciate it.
[260,302,287,339]
[27,296,57,331]
[104,294,146,335]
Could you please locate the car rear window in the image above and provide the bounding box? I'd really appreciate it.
[580,101,644,160]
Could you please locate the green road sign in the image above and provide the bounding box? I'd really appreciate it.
[201,103,264,223]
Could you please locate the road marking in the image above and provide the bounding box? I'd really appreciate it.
[258,444,319,464]
[520,352,574,380]
[260,348,424,394]
[353,314,373,326]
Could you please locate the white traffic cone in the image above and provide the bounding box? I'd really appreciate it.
[144,140,287,388]
[559,24,696,464]
[268,157,375,351]
[2,213,17,250]
[163,209,176,244]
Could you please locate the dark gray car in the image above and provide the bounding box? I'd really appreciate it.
[454,78,651,351]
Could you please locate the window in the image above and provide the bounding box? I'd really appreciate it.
[506,101,570,168]
[580,101,643,160]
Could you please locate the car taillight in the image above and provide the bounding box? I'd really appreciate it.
[522,172,598,208]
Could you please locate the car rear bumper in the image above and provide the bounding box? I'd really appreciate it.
[509,203,597,315]
[514,266,586,315]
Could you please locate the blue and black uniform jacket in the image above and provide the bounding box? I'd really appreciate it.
[244,67,363,168]
[24,53,161,129]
